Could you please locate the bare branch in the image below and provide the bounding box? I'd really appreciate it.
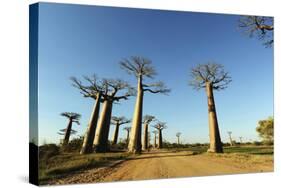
[238,16,274,47]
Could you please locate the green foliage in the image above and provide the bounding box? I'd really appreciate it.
[256,117,274,143]
[61,136,84,152]
[39,144,60,161]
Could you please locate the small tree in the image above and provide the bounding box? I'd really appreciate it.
[60,112,81,146]
[123,126,131,145]
[111,116,131,145]
[152,130,158,148]
[227,131,234,146]
[142,115,155,150]
[120,56,170,153]
[238,16,273,47]
[176,132,181,145]
[256,117,274,144]
[189,63,232,153]
[152,122,167,149]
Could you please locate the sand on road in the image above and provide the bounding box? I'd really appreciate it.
[49,150,273,185]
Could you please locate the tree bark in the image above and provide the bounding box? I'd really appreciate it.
[80,93,101,154]
[142,123,149,150]
[206,82,223,153]
[93,100,113,153]
[158,129,162,149]
[63,119,72,146]
[177,137,180,145]
[128,77,143,153]
[112,123,120,145]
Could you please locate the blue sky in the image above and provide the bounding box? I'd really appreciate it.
[36,3,273,145]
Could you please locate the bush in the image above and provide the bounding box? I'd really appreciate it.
[39,144,60,160]
[61,136,83,153]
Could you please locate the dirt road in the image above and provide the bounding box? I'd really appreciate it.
[49,150,273,185]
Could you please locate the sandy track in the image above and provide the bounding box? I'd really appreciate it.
[49,150,273,185]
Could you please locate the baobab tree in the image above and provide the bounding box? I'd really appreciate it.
[152,122,167,149]
[111,116,131,145]
[239,136,243,144]
[176,132,181,145]
[142,115,155,150]
[71,75,106,154]
[152,130,158,148]
[189,63,232,153]
[227,131,234,146]
[120,56,170,153]
[60,112,81,146]
[93,79,135,152]
[123,126,131,145]
[238,16,273,47]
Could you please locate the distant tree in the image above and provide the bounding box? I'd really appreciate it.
[152,122,167,149]
[111,116,131,145]
[256,117,274,144]
[123,126,131,145]
[189,63,232,153]
[152,130,158,148]
[120,56,170,153]
[176,132,181,145]
[142,115,156,150]
[238,16,273,47]
[60,112,81,146]
[227,131,234,146]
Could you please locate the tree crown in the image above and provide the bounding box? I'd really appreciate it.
[60,112,81,123]
[189,63,232,91]
[71,75,135,102]
[111,116,131,125]
[143,115,156,124]
[256,116,274,142]
[238,16,273,47]
[120,56,171,94]
[152,121,167,130]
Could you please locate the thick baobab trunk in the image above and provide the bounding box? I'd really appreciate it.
[128,78,143,153]
[80,93,101,154]
[177,137,180,145]
[93,100,113,152]
[63,119,72,146]
[112,124,120,145]
[158,130,163,149]
[206,82,223,153]
[142,123,149,150]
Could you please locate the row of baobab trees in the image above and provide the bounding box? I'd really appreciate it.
[58,56,232,154]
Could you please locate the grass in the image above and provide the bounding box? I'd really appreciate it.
[223,145,273,155]
[39,152,129,184]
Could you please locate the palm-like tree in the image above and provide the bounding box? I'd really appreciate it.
[152,122,167,149]
[111,116,131,145]
[176,132,181,145]
[60,112,81,146]
[142,115,155,150]
[123,126,131,145]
